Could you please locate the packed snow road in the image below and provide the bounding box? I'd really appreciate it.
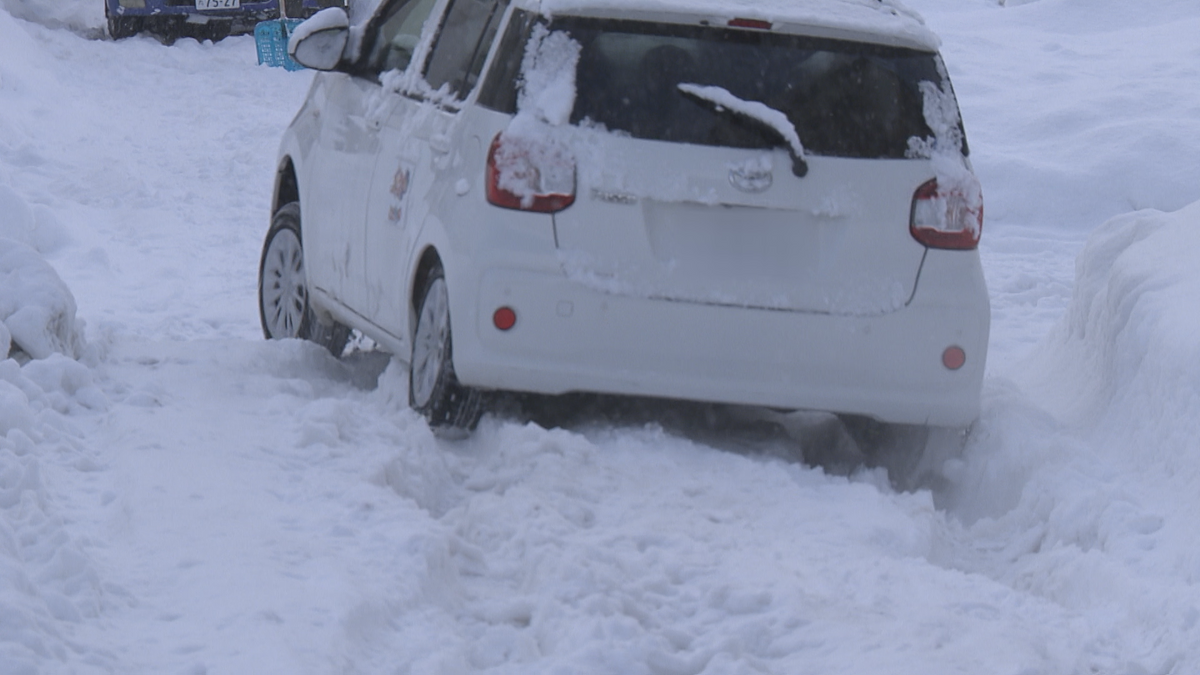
[3,0,1200,673]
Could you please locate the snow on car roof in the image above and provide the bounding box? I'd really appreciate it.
[527,0,940,50]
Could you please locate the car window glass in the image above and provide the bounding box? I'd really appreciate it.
[423,0,509,99]
[476,9,535,112]
[479,15,963,160]
[363,0,439,76]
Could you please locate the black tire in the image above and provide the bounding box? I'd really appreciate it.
[200,21,232,42]
[409,266,483,432]
[257,202,350,357]
[107,14,142,39]
[154,17,186,43]
[844,416,969,491]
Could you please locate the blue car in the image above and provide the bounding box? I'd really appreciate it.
[105,0,344,40]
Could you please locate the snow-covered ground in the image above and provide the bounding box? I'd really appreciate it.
[3,0,1200,672]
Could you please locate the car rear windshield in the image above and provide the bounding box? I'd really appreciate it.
[478,11,964,160]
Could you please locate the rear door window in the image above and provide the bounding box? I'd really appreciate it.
[360,0,440,76]
[424,0,510,99]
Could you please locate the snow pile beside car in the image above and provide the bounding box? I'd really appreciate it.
[0,241,85,361]
[0,0,103,33]
[1031,199,1200,455]
[961,200,1200,518]
[1,188,84,361]
[1,193,111,671]
[954,199,1200,525]
[928,200,1200,674]
[1,356,113,673]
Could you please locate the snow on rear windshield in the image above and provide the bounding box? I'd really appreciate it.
[480,13,963,160]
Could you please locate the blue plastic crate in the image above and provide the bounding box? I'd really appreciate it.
[255,19,305,71]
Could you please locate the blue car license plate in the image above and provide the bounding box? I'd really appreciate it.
[195,0,241,9]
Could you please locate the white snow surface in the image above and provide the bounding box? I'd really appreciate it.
[0,238,85,360]
[0,0,101,35]
[2,1,1200,673]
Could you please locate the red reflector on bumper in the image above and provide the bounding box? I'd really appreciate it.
[493,307,517,331]
[942,346,966,370]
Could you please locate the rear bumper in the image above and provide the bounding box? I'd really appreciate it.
[108,0,278,19]
[448,249,990,427]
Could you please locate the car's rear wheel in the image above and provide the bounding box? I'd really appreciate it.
[258,202,350,356]
[410,267,483,433]
[843,416,969,491]
[107,14,142,39]
[200,20,232,42]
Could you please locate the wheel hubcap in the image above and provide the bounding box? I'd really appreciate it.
[261,228,307,339]
[412,278,449,408]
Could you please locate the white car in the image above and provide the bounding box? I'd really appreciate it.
[258,0,990,440]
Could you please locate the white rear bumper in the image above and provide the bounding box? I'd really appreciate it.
[448,249,989,427]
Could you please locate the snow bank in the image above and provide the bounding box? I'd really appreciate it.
[0,0,103,34]
[0,17,83,364]
[931,201,1200,674]
[0,174,107,670]
[950,201,1200,522]
[1,355,112,673]
[0,237,85,361]
[1029,199,1200,458]
[0,186,71,256]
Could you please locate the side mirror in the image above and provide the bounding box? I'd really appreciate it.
[288,8,350,72]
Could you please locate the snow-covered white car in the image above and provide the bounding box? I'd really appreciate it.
[257,0,990,438]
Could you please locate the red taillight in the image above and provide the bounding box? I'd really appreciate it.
[909,178,983,250]
[728,18,772,29]
[486,132,575,213]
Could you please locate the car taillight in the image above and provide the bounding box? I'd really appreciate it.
[486,132,575,213]
[909,178,983,250]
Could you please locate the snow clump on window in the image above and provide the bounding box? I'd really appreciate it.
[516,24,581,126]
[907,78,982,237]
[492,25,582,208]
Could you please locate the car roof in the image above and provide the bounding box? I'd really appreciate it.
[518,0,941,51]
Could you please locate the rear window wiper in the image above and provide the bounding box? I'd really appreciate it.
[677,83,808,177]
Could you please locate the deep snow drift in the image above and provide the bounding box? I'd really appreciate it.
[0,0,101,36]
[3,0,1200,673]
